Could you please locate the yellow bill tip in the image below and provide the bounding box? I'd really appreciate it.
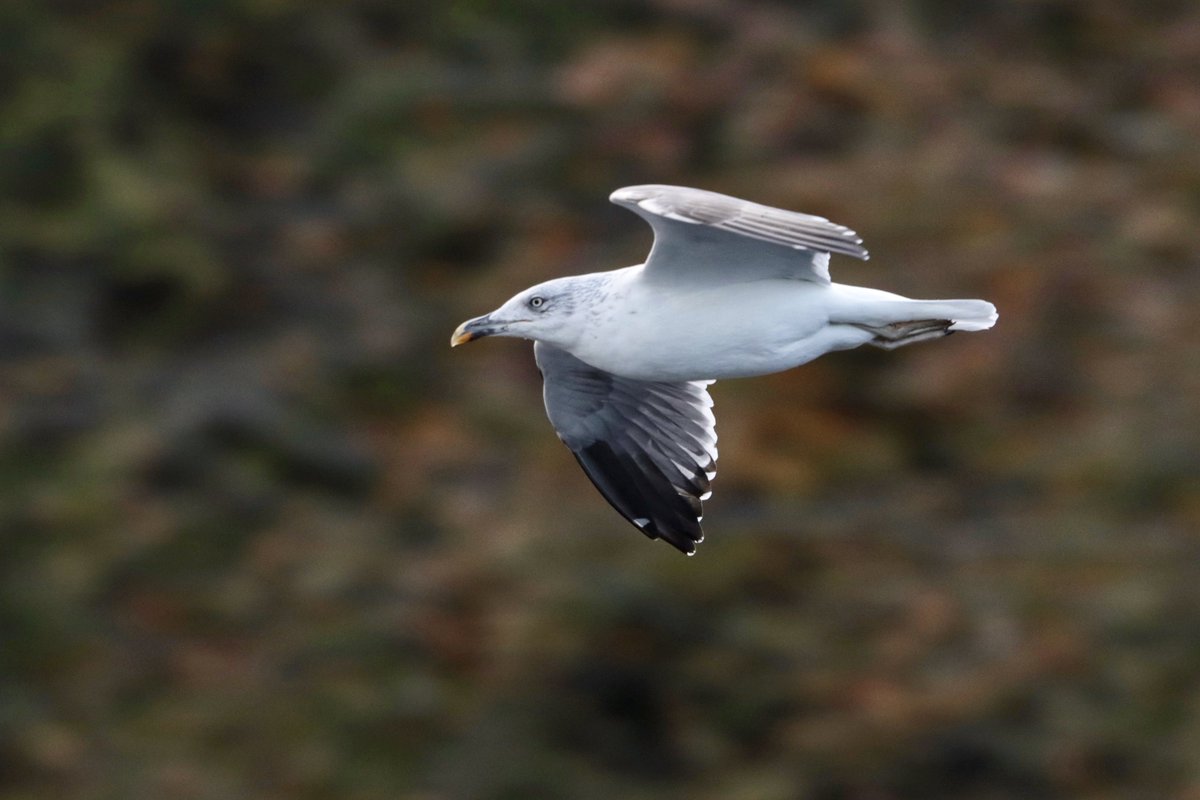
[450,321,475,347]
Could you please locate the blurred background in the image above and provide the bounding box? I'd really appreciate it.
[3,1,1199,798]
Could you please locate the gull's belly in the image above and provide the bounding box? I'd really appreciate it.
[571,280,839,381]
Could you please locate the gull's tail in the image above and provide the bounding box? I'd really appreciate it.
[829,284,997,350]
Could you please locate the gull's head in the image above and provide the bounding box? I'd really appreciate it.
[451,277,586,349]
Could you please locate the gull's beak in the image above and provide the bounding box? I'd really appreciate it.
[450,314,496,347]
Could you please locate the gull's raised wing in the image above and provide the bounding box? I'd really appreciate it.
[534,342,717,555]
[611,184,869,286]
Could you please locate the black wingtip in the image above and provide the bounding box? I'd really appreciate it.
[571,441,705,555]
[641,517,702,556]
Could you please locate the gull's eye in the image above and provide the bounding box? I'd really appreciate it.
[529,296,546,309]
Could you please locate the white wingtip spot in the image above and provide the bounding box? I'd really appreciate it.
[633,517,650,528]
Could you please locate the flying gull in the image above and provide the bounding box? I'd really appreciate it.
[452,185,997,555]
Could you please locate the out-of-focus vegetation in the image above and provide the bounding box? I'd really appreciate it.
[3,1,1199,798]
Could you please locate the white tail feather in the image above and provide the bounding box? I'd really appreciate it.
[829,285,998,331]
[828,284,997,350]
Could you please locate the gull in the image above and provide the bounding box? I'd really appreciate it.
[451,185,997,555]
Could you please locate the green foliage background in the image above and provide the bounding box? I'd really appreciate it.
[3,2,1199,798]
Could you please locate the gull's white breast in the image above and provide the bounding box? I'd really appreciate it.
[567,269,838,382]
